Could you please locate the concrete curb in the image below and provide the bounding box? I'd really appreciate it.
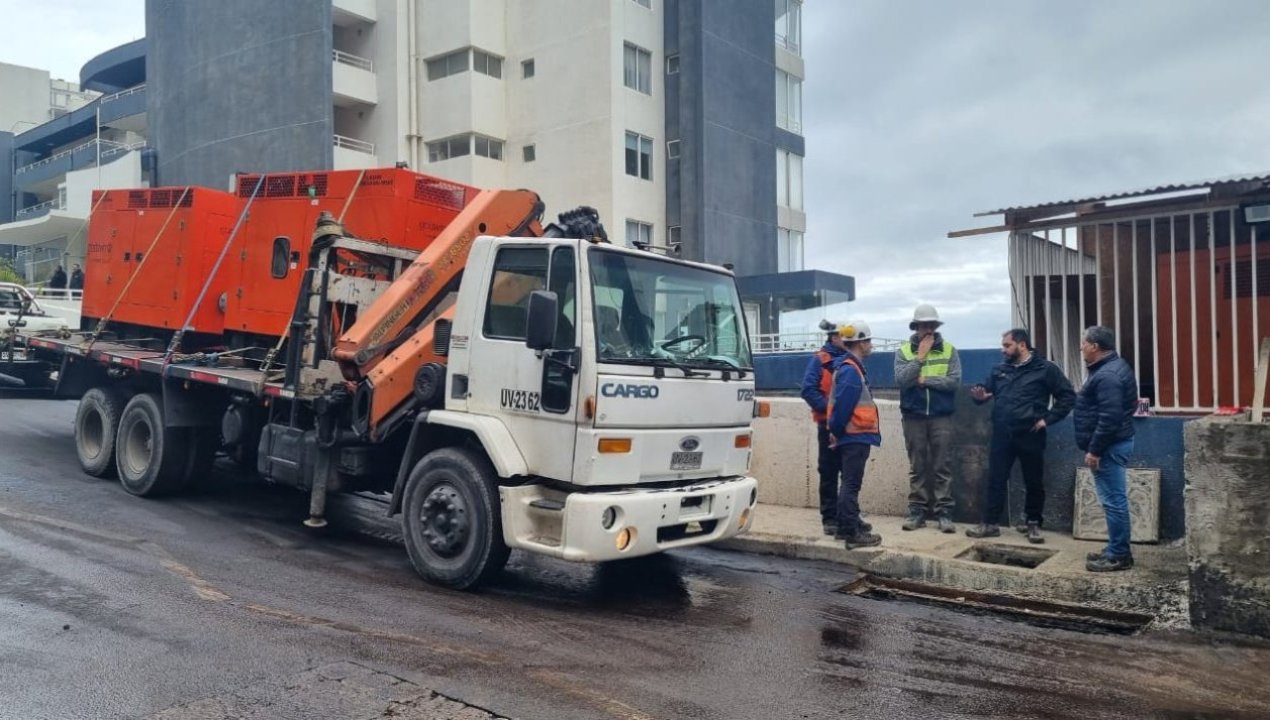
[716,531,1191,627]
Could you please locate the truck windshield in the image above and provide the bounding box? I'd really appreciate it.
[588,248,752,370]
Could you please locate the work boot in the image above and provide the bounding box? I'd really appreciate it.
[1086,555,1134,572]
[1086,550,1105,562]
[1026,521,1044,544]
[858,516,873,533]
[822,522,836,536]
[1015,524,1029,534]
[901,511,926,531]
[965,523,1001,538]
[937,515,956,534]
[841,530,882,549]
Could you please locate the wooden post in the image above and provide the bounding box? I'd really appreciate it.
[1253,337,1270,423]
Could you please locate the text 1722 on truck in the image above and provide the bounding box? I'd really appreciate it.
[18,168,766,589]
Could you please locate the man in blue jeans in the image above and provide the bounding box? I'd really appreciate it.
[1074,326,1138,572]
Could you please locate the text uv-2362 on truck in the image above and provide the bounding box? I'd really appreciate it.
[17,167,765,589]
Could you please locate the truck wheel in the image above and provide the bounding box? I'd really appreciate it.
[401,447,509,590]
[75,386,126,477]
[115,393,190,497]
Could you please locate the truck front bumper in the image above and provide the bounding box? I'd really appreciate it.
[500,476,758,562]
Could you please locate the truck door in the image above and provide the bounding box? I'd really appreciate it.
[465,243,579,482]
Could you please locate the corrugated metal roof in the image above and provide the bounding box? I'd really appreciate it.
[977,171,1270,216]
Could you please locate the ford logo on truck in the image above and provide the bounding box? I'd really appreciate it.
[601,383,660,399]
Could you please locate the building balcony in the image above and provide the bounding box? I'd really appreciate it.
[13,139,146,193]
[333,0,376,25]
[332,50,377,107]
[15,199,62,221]
[333,134,377,170]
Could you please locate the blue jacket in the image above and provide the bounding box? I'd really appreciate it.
[1074,352,1137,455]
[800,342,845,423]
[827,351,882,447]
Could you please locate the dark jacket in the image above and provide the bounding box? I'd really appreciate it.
[976,354,1075,430]
[69,269,84,290]
[1074,352,1137,455]
[800,342,845,423]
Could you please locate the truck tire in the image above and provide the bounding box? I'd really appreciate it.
[115,393,190,497]
[401,447,509,590]
[75,386,126,477]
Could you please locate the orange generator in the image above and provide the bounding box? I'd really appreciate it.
[222,168,480,341]
[83,187,240,336]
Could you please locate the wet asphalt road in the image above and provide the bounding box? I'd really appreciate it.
[2,393,1270,720]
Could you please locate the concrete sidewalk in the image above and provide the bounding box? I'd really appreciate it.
[717,504,1191,627]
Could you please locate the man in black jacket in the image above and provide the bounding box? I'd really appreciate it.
[967,329,1075,542]
[1075,326,1138,572]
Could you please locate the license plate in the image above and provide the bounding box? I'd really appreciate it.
[670,451,703,471]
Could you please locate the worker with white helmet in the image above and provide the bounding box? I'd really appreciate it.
[894,304,962,533]
[825,320,883,549]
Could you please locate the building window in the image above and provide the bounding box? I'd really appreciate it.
[623,43,652,95]
[775,0,802,55]
[426,49,470,80]
[777,228,804,272]
[474,135,504,160]
[625,132,653,180]
[776,148,803,210]
[666,54,680,75]
[523,144,536,162]
[474,49,503,78]
[632,0,651,7]
[522,59,535,78]
[666,139,681,159]
[668,225,682,247]
[776,70,802,133]
[626,220,653,248]
[427,134,471,162]
[427,134,505,162]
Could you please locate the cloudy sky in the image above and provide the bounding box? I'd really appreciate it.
[4,1,1270,346]
[794,0,1270,346]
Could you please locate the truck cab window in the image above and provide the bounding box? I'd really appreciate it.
[483,247,548,340]
[548,246,577,349]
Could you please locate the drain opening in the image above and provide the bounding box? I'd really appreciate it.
[956,542,1057,569]
[841,575,1153,636]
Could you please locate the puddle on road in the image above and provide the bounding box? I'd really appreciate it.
[840,574,1153,636]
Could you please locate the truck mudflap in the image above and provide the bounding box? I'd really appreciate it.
[500,476,758,562]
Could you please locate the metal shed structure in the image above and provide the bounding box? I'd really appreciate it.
[953,173,1270,412]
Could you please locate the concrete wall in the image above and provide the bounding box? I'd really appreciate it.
[753,393,1190,539]
[1184,417,1270,638]
[147,0,334,188]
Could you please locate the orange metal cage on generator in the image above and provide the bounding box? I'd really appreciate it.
[222,168,480,341]
[82,187,240,336]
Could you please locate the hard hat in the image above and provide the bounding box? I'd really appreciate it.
[837,320,872,342]
[909,304,943,330]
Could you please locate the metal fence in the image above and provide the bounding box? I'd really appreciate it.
[1008,206,1267,411]
[752,330,902,355]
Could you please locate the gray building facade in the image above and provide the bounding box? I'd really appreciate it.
[146,0,334,189]
[665,0,804,278]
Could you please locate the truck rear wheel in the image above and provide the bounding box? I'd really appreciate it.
[115,393,190,497]
[75,386,126,477]
[401,447,509,590]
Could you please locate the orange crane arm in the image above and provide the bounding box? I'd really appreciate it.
[331,189,545,381]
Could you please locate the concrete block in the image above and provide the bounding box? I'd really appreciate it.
[1072,467,1160,543]
[1184,417,1270,639]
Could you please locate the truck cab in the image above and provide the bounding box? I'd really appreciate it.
[394,235,759,586]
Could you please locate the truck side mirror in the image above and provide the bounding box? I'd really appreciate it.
[271,237,291,278]
[525,290,559,351]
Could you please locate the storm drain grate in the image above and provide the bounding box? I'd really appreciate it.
[841,574,1154,635]
[956,542,1057,569]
